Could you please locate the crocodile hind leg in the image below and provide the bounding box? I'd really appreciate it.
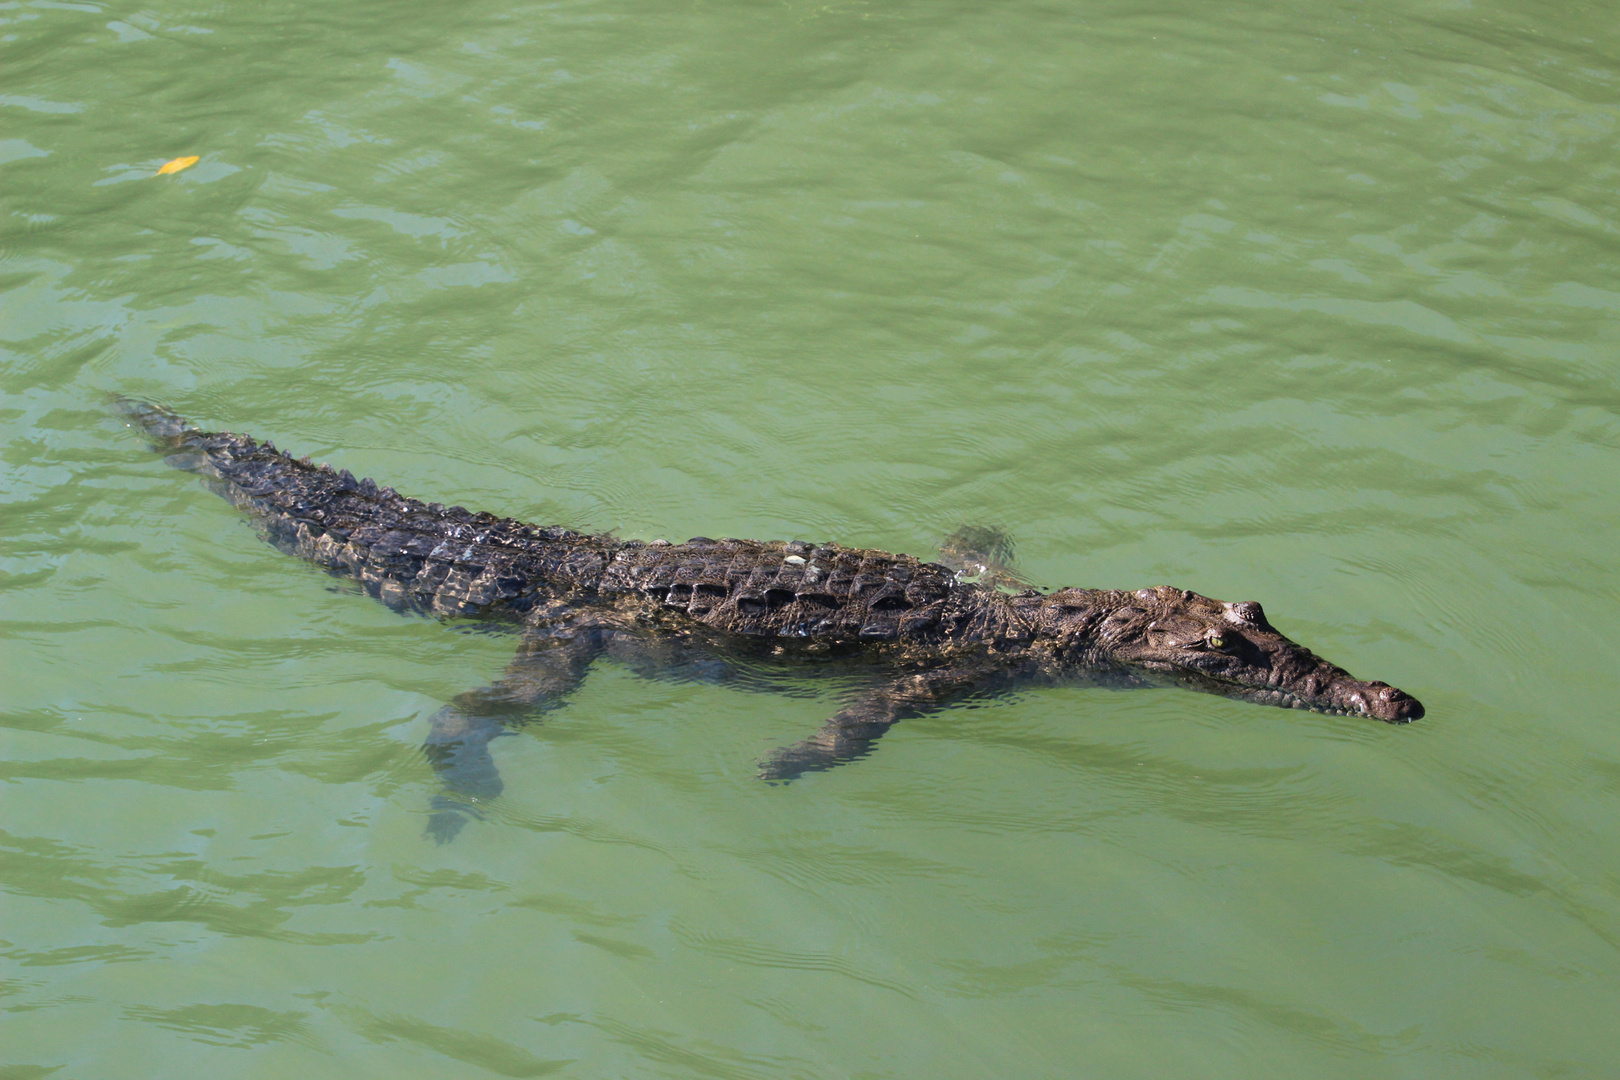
[759,664,1010,782]
[423,610,611,842]
[938,525,1031,591]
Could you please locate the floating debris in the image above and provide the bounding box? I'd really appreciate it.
[156,155,199,176]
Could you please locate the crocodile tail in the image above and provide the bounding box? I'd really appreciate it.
[115,396,420,596]
[112,396,200,448]
[114,397,290,486]
[115,399,593,619]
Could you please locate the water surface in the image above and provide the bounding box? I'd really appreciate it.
[4,0,1620,1076]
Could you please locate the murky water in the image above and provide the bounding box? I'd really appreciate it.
[5,0,1620,1075]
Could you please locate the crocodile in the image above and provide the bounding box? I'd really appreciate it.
[116,400,1424,841]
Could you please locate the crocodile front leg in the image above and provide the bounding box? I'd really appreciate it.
[423,610,610,842]
[759,663,1011,782]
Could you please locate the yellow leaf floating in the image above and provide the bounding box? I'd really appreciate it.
[156,155,199,176]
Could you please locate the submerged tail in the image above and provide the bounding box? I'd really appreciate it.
[113,398,594,618]
[113,397,199,446]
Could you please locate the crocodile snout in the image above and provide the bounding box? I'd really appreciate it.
[1357,681,1424,723]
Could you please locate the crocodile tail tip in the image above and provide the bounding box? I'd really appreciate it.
[110,396,198,446]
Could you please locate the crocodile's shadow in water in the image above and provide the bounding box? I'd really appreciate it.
[117,400,1424,842]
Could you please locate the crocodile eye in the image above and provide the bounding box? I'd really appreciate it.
[1206,633,1226,649]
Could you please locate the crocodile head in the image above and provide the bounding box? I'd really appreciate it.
[1048,586,1423,722]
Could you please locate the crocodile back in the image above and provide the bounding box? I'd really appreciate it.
[120,401,1002,642]
[602,538,967,642]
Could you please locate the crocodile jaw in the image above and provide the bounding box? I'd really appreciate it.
[1202,671,1422,722]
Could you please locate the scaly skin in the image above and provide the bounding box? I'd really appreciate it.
[117,400,1424,841]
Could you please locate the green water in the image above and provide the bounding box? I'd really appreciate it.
[5,0,1620,1074]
